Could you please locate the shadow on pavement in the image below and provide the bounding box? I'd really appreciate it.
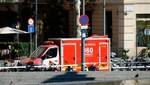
[42,72,95,83]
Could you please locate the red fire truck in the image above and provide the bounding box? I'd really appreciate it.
[20,35,110,71]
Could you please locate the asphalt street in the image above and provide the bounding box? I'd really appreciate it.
[0,71,150,85]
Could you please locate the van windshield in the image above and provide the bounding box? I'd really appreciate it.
[29,47,47,58]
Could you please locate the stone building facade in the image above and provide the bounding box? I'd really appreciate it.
[0,0,150,57]
[69,0,150,57]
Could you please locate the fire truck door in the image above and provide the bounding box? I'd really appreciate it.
[62,43,76,66]
[99,42,109,70]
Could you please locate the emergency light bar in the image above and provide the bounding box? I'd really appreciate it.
[44,41,54,45]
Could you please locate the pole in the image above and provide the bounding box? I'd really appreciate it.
[136,32,137,57]
[30,33,32,54]
[81,0,86,71]
[81,29,86,71]
[35,0,38,50]
[82,0,85,14]
[103,0,106,35]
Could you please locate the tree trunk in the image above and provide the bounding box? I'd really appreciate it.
[75,0,81,38]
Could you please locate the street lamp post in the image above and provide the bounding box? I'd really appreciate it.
[103,0,106,35]
[35,0,38,49]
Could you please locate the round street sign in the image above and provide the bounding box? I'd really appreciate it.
[28,18,34,25]
[79,14,89,26]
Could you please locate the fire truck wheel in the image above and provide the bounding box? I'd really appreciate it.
[8,68,17,72]
[88,66,98,71]
[65,66,73,72]
[53,68,58,72]
[25,62,34,71]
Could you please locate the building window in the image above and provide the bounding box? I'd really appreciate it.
[136,14,150,47]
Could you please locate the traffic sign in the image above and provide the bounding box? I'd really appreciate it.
[81,29,86,38]
[79,14,89,26]
[28,18,34,25]
[28,25,34,33]
[81,26,88,29]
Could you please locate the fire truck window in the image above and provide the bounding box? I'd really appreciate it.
[30,47,47,58]
[46,48,57,58]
